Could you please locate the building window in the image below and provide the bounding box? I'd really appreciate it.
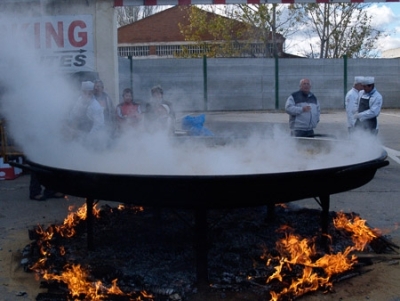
[185,45,206,55]
[118,46,149,57]
[251,43,265,55]
[156,45,182,56]
[230,43,277,57]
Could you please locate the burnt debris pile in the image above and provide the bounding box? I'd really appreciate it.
[21,203,399,301]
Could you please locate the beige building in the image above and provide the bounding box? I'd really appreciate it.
[382,47,400,58]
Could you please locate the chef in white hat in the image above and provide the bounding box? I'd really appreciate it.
[354,76,383,135]
[345,76,364,133]
[66,81,106,148]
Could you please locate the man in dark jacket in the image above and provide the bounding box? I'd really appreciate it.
[285,78,321,137]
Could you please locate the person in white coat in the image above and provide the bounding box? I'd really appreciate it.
[354,76,383,135]
[345,76,364,134]
[66,81,106,149]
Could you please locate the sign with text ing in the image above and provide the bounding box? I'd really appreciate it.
[0,15,94,73]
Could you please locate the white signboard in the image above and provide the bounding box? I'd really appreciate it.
[0,15,94,73]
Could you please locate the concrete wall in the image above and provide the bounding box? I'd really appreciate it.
[119,57,400,111]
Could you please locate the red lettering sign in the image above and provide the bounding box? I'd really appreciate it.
[46,22,64,48]
[68,20,87,47]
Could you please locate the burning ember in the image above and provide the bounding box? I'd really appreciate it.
[21,203,398,301]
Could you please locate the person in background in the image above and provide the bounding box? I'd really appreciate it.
[115,88,143,135]
[345,76,364,134]
[65,81,106,149]
[29,172,64,201]
[354,76,383,135]
[285,78,320,138]
[93,79,116,138]
[143,85,175,135]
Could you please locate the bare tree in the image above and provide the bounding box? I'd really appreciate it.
[292,3,384,58]
[235,4,300,57]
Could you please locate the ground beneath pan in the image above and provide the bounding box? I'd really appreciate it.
[15,202,400,301]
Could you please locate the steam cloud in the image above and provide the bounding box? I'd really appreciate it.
[0,13,384,176]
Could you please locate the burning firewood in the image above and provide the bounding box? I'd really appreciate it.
[21,204,399,301]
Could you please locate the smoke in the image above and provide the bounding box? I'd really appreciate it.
[0,13,385,177]
[0,21,74,155]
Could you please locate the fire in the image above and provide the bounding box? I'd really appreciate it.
[117,204,144,212]
[36,203,101,240]
[266,212,379,300]
[334,211,381,251]
[43,264,96,298]
[30,203,382,301]
[29,203,101,272]
[42,264,153,300]
[31,203,153,300]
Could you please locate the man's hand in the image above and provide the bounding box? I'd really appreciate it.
[302,105,311,112]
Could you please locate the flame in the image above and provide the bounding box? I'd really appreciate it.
[267,233,355,300]
[30,203,101,272]
[29,258,47,271]
[108,278,124,295]
[43,264,152,300]
[35,203,101,240]
[31,203,154,300]
[266,212,382,300]
[31,203,382,301]
[43,264,100,298]
[333,211,380,251]
[117,204,144,213]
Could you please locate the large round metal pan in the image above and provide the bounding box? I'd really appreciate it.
[21,138,389,209]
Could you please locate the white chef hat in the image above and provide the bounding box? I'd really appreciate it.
[362,77,375,85]
[354,76,364,84]
[81,81,94,91]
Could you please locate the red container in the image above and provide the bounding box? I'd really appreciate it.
[0,157,23,180]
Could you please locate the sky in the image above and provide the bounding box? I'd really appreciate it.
[287,2,400,57]
[370,3,400,54]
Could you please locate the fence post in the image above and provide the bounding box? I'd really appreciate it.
[275,56,279,110]
[343,55,347,108]
[203,55,208,111]
[128,55,133,93]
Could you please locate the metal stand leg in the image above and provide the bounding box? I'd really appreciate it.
[319,195,330,250]
[86,198,94,251]
[266,203,275,221]
[194,208,208,284]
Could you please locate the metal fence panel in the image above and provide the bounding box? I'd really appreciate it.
[119,57,400,111]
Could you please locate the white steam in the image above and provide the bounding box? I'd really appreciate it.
[0,14,385,176]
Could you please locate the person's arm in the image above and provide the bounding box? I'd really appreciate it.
[285,95,303,115]
[357,94,383,121]
[116,105,124,119]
